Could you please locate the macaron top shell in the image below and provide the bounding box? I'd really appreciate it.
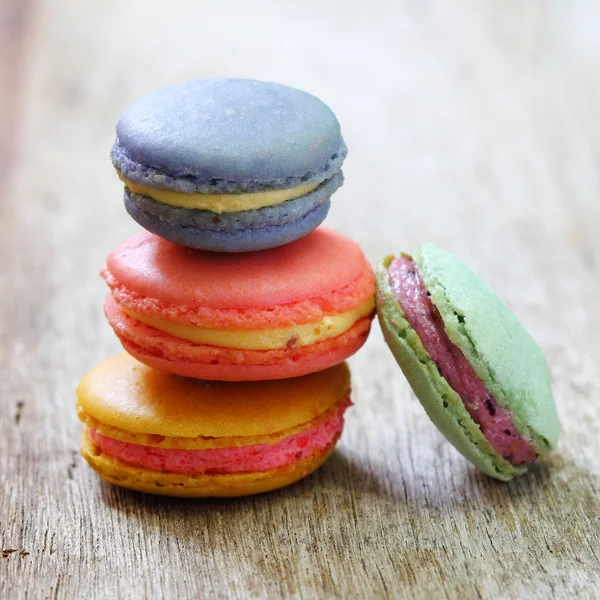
[411,244,560,452]
[112,79,346,192]
[77,353,351,439]
[103,229,374,328]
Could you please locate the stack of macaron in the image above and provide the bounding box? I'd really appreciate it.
[78,79,560,496]
[77,79,376,497]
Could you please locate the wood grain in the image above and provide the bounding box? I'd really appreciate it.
[1,0,599,598]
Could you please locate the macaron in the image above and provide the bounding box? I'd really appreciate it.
[111,78,346,252]
[77,353,352,497]
[376,244,559,481]
[102,228,375,381]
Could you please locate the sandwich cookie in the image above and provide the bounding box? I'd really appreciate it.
[376,244,559,480]
[102,228,375,381]
[77,354,352,497]
[112,79,346,252]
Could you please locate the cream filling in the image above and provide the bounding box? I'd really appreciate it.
[122,298,374,350]
[120,172,320,213]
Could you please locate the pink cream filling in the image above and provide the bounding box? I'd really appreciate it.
[388,257,537,465]
[88,398,350,475]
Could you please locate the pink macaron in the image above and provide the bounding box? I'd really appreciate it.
[102,228,375,380]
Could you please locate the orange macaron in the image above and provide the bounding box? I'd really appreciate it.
[77,353,352,497]
[102,228,375,380]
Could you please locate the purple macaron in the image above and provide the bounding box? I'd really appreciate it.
[111,79,347,252]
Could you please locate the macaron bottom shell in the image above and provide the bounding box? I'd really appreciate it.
[125,195,330,253]
[106,296,372,381]
[81,432,337,498]
[123,172,342,253]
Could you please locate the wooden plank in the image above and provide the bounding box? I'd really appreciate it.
[1,1,599,598]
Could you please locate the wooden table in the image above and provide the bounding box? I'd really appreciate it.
[2,1,599,598]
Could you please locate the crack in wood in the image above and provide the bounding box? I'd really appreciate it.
[67,450,78,480]
[2,549,28,558]
[14,400,24,425]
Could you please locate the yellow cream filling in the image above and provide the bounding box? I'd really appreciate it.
[119,172,319,213]
[123,298,374,350]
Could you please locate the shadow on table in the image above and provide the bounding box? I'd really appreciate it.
[460,450,600,508]
[98,448,395,513]
[98,447,599,534]
[90,449,600,596]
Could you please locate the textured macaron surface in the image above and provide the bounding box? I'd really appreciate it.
[377,260,524,480]
[104,296,371,381]
[123,184,334,253]
[376,245,559,480]
[103,229,375,329]
[387,256,537,465]
[124,172,341,233]
[102,229,374,380]
[78,354,350,496]
[87,399,349,474]
[81,434,336,498]
[77,353,351,440]
[412,244,559,452]
[112,79,347,192]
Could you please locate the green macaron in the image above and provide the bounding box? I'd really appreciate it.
[376,243,559,481]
